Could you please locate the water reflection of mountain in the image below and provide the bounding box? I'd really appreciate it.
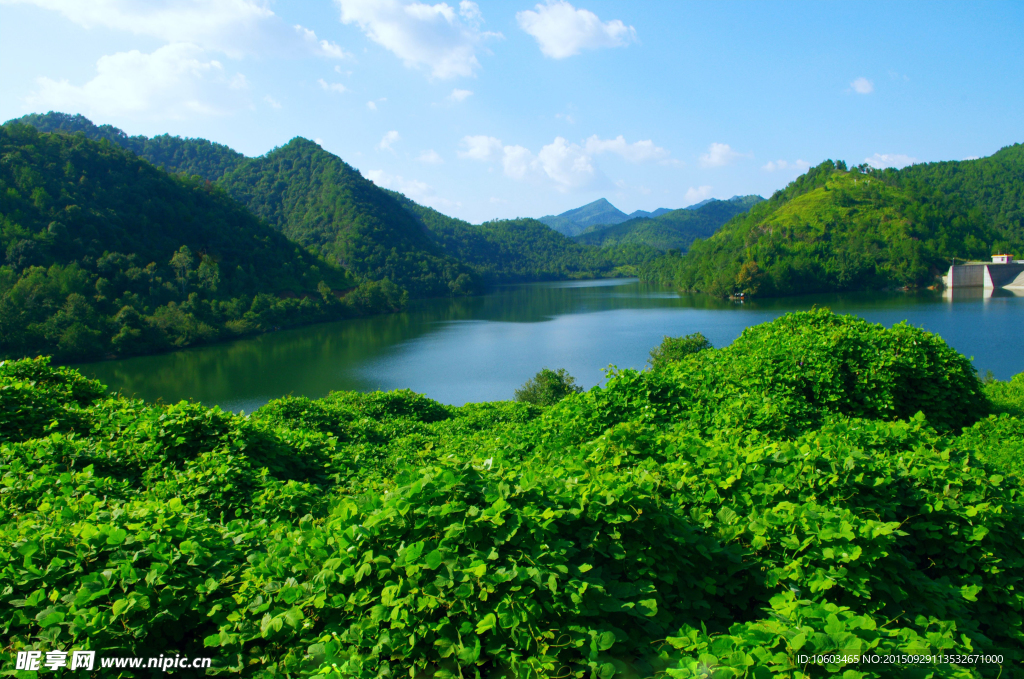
[73,279,1022,412]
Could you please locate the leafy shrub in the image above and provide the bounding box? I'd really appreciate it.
[648,332,712,370]
[514,367,585,406]
[1,312,1022,678]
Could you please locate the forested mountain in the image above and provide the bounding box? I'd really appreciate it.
[539,198,630,236]
[0,124,374,361]
[575,195,763,251]
[386,192,626,281]
[641,148,1024,297]
[7,112,246,181]
[216,138,477,297]
[7,113,642,295]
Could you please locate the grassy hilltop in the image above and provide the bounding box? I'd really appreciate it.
[1,310,1022,678]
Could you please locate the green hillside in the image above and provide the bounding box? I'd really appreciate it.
[7,113,641,294]
[7,111,246,181]
[2,310,1021,677]
[641,151,1023,297]
[575,196,763,251]
[0,124,363,362]
[218,138,477,297]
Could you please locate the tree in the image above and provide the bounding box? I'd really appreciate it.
[170,246,194,295]
[648,332,713,371]
[514,368,584,406]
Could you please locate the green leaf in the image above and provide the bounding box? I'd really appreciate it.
[424,549,444,569]
[475,613,497,634]
[106,528,128,545]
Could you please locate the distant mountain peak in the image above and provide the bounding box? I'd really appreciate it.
[539,198,629,237]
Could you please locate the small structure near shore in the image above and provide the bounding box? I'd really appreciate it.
[944,255,1024,290]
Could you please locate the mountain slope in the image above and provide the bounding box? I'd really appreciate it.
[539,198,629,236]
[640,153,1023,297]
[6,112,246,182]
[217,138,476,297]
[575,196,763,251]
[0,123,358,361]
[386,192,623,281]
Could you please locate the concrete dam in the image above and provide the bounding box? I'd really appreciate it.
[944,258,1024,290]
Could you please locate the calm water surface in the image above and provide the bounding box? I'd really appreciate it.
[74,279,1024,412]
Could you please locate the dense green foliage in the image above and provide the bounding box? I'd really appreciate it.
[647,332,712,371]
[575,197,763,252]
[0,124,369,362]
[6,112,246,182]
[641,148,1023,297]
[2,310,1021,678]
[514,367,585,406]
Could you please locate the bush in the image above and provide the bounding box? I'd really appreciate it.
[647,332,712,370]
[514,367,584,406]
[1,313,1022,678]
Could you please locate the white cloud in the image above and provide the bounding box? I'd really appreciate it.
[684,186,713,205]
[864,153,918,169]
[762,159,810,172]
[699,142,744,167]
[516,0,636,59]
[535,137,596,190]
[366,100,377,110]
[335,0,501,79]
[583,134,669,163]
[417,149,443,164]
[449,88,473,102]
[963,155,980,161]
[460,132,671,192]
[26,42,248,120]
[556,112,575,124]
[365,169,459,210]
[315,137,324,145]
[6,0,348,60]
[850,76,874,94]
[378,130,401,151]
[318,78,347,93]
[264,94,282,109]
[294,25,353,60]
[458,135,503,160]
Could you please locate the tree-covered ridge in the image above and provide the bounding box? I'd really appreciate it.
[876,142,1024,253]
[1,310,1021,677]
[390,192,646,281]
[574,196,763,251]
[218,138,477,297]
[0,124,373,362]
[641,152,1023,297]
[6,112,247,182]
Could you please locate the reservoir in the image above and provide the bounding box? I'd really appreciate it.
[74,279,1024,413]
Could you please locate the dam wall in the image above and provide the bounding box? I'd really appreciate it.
[945,262,1024,289]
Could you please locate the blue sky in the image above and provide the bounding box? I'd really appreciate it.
[1,1,1021,223]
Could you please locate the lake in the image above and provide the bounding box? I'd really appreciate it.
[74,279,1024,412]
